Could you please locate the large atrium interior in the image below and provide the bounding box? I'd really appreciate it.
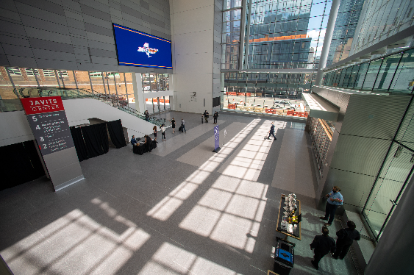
[0,0,413,274]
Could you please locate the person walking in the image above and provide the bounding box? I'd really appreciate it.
[310,226,336,270]
[320,186,343,226]
[153,125,158,142]
[203,110,209,123]
[144,110,150,121]
[213,111,218,124]
[181,118,186,133]
[171,118,176,133]
[265,122,277,141]
[160,124,166,141]
[333,221,360,259]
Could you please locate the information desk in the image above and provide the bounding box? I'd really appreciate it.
[275,195,301,240]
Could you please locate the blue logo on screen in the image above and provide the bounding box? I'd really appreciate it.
[113,23,172,69]
[137,43,159,58]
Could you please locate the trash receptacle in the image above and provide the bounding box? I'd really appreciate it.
[274,238,294,275]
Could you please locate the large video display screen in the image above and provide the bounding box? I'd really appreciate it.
[113,24,172,69]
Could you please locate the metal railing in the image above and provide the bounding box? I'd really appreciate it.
[0,87,170,127]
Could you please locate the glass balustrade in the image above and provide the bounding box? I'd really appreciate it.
[322,48,414,94]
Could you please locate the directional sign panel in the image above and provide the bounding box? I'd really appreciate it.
[26,111,74,155]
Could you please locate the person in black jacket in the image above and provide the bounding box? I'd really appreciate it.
[213,111,218,124]
[310,226,335,270]
[203,110,209,123]
[333,220,360,259]
[144,135,152,152]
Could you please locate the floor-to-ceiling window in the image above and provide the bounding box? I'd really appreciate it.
[221,0,333,116]
[0,66,171,114]
[362,99,414,240]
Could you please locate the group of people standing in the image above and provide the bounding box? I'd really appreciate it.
[310,221,360,270]
[133,110,220,149]
[309,186,359,270]
[201,110,218,124]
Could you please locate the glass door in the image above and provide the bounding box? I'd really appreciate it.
[363,143,414,239]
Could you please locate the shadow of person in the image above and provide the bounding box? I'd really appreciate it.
[301,212,327,226]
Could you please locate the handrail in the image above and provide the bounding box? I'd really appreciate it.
[0,87,170,127]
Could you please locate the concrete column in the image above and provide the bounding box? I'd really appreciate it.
[315,0,340,85]
[365,173,414,274]
[132,73,145,113]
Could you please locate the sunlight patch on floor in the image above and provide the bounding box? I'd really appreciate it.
[141,242,238,275]
[222,120,277,182]
[146,119,261,222]
[1,207,151,275]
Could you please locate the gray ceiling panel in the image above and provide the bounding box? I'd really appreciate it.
[61,1,82,13]
[7,54,37,67]
[0,54,10,66]
[84,23,113,37]
[15,2,65,25]
[15,0,65,16]
[0,34,31,47]
[2,44,33,57]
[0,20,26,36]
[29,38,75,53]
[20,15,69,34]
[0,0,18,12]
[80,4,111,21]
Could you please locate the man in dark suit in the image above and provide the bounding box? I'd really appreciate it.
[310,226,335,270]
[333,220,360,259]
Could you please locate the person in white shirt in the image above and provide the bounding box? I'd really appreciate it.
[161,124,166,140]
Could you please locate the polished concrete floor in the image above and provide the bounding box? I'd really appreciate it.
[0,112,361,275]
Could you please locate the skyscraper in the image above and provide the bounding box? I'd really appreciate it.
[326,0,365,66]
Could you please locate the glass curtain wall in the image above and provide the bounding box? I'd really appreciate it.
[322,48,414,94]
[222,71,310,118]
[362,99,414,240]
[0,66,171,114]
[221,0,333,114]
[352,0,414,54]
[141,73,171,114]
[222,0,242,69]
[240,0,332,70]
[326,0,364,66]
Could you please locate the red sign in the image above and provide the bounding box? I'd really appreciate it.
[20,96,65,115]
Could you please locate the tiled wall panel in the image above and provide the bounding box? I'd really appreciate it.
[0,0,172,73]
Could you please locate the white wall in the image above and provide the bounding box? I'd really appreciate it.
[0,111,34,147]
[0,98,158,147]
[63,98,157,138]
[170,0,215,113]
